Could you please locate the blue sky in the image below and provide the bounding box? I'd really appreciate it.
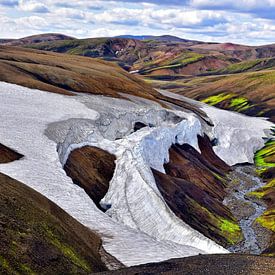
[0,0,275,45]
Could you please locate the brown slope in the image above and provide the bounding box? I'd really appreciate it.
[0,45,158,100]
[181,71,275,122]
[146,70,275,122]
[99,254,275,275]
[152,139,242,247]
[0,172,113,274]
[0,144,23,163]
[64,146,116,211]
[2,33,75,46]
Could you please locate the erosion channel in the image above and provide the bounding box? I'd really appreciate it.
[224,165,271,254]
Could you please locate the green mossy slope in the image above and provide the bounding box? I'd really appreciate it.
[0,172,108,274]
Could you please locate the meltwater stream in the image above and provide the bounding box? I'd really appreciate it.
[224,166,268,254]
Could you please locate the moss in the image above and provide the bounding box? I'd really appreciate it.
[20,264,36,275]
[0,255,16,274]
[201,93,235,106]
[248,179,275,199]
[188,199,242,245]
[262,253,275,257]
[229,97,253,112]
[44,226,91,273]
[256,209,275,232]
[142,52,205,74]
[254,140,275,169]
[219,219,242,244]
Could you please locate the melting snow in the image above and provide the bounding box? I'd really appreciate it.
[0,82,227,266]
[1,83,272,266]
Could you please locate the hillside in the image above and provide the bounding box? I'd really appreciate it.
[145,70,275,122]
[3,34,275,77]
[0,45,157,99]
[0,172,111,274]
[1,33,74,46]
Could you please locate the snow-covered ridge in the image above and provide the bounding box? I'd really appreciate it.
[59,111,225,254]
[0,82,225,266]
[159,89,274,165]
[0,82,273,266]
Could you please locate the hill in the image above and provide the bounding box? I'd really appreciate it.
[0,33,74,46]
[144,69,275,122]
[0,45,157,99]
[0,172,110,274]
[116,34,200,44]
[4,34,273,77]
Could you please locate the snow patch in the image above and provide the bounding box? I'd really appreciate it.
[0,82,227,267]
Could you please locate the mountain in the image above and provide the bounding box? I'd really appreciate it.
[0,38,14,44]
[0,33,75,46]
[116,34,200,44]
[0,171,112,274]
[10,34,274,78]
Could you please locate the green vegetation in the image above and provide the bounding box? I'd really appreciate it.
[254,140,275,170]
[256,209,275,232]
[201,93,235,106]
[0,172,107,274]
[142,52,205,74]
[219,219,242,243]
[229,97,253,112]
[248,179,275,199]
[252,139,275,237]
[217,59,262,74]
[248,70,275,83]
[28,38,109,56]
[45,226,91,273]
[20,264,35,275]
[201,92,254,112]
[0,255,14,274]
[188,198,242,245]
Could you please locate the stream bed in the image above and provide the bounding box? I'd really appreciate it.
[223,165,271,254]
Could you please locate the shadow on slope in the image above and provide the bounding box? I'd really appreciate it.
[0,172,115,274]
[99,253,275,275]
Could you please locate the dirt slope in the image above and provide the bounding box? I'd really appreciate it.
[0,45,157,99]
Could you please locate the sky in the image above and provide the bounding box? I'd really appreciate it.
[0,0,275,45]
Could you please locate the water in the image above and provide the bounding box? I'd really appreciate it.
[224,166,267,254]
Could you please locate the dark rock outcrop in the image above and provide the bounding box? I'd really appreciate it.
[64,146,116,211]
[152,139,241,246]
[0,144,23,163]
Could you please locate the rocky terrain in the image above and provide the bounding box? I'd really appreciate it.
[100,254,275,275]
[0,42,274,274]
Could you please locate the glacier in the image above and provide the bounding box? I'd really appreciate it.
[0,82,273,266]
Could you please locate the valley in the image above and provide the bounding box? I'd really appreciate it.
[0,35,274,274]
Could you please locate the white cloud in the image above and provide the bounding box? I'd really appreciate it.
[0,0,274,45]
[18,0,49,13]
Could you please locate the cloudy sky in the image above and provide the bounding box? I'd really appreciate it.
[1,0,275,45]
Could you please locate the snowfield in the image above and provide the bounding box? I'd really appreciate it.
[0,82,273,266]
